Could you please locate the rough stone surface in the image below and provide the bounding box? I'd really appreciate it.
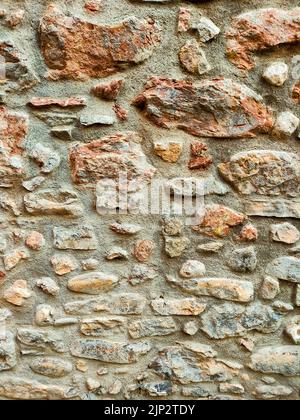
[1,0,300,402]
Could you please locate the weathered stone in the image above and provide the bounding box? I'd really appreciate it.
[64,293,146,316]
[79,114,116,127]
[17,328,66,354]
[4,280,31,306]
[245,199,300,219]
[40,5,161,80]
[67,272,119,295]
[110,222,142,235]
[35,304,55,326]
[22,176,46,192]
[133,240,155,262]
[53,226,97,250]
[179,40,211,75]
[167,176,229,197]
[164,236,190,258]
[250,346,300,376]
[128,318,177,339]
[274,111,299,137]
[196,17,220,42]
[80,317,125,336]
[30,358,73,378]
[260,277,280,300]
[255,385,293,400]
[0,378,77,400]
[285,316,300,344]
[25,231,45,251]
[134,78,273,138]
[167,276,254,303]
[193,205,246,238]
[106,247,128,261]
[36,278,60,297]
[151,297,206,316]
[219,383,245,395]
[29,97,86,108]
[150,342,239,384]
[162,217,183,236]
[263,62,289,87]
[236,224,258,243]
[30,143,61,174]
[3,249,29,271]
[270,223,300,244]
[178,7,192,33]
[71,339,151,364]
[292,83,300,103]
[0,329,16,371]
[182,387,213,398]
[183,320,199,336]
[140,382,173,398]
[201,303,281,339]
[128,265,157,286]
[82,258,99,271]
[266,256,300,284]
[113,104,128,121]
[227,246,257,273]
[51,254,78,276]
[0,107,29,188]
[296,285,300,307]
[154,142,182,163]
[197,241,224,253]
[188,141,213,171]
[226,8,300,71]
[272,301,294,314]
[5,9,25,28]
[92,80,124,100]
[219,151,300,197]
[24,189,84,217]
[180,260,206,278]
[0,42,37,92]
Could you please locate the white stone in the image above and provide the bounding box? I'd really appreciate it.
[196,17,220,42]
[274,111,299,137]
[180,260,206,278]
[263,62,289,87]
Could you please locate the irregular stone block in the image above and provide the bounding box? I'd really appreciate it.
[266,256,300,283]
[167,276,254,303]
[245,199,300,219]
[53,226,97,250]
[0,329,16,371]
[219,151,300,197]
[80,317,125,336]
[201,303,282,339]
[30,358,73,378]
[128,318,177,339]
[17,328,66,353]
[250,346,300,376]
[134,78,273,138]
[24,189,84,217]
[39,5,161,80]
[71,339,151,364]
[151,298,206,316]
[227,8,300,70]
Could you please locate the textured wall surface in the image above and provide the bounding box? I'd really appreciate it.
[0,0,300,401]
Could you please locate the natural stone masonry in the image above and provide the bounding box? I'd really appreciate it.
[0,0,300,401]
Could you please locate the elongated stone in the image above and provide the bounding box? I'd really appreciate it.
[128,318,178,339]
[250,346,300,376]
[68,272,119,295]
[30,358,73,378]
[151,298,206,316]
[134,78,273,138]
[167,276,254,303]
[71,339,152,364]
[0,329,16,371]
[266,257,300,283]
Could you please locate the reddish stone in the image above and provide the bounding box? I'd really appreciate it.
[178,7,192,33]
[113,104,128,121]
[84,1,103,13]
[39,4,161,80]
[92,80,124,100]
[236,224,258,242]
[292,84,300,103]
[193,205,246,238]
[28,97,86,108]
[0,107,29,188]
[227,8,300,71]
[134,240,155,262]
[188,141,213,170]
[69,132,156,186]
[133,77,273,138]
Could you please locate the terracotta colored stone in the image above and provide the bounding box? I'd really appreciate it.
[193,205,246,238]
[69,132,156,186]
[92,80,124,100]
[113,104,128,121]
[188,141,213,170]
[84,1,103,13]
[39,4,161,80]
[25,231,45,251]
[236,224,258,242]
[178,7,192,33]
[292,84,300,103]
[4,280,31,306]
[0,107,29,188]
[134,240,155,262]
[133,77,273,138]
[227,8,300,71]
[28,97,86,108]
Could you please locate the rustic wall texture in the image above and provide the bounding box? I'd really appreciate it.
[0,0,300,401]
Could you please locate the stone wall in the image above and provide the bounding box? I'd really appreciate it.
[0,0,299,401]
